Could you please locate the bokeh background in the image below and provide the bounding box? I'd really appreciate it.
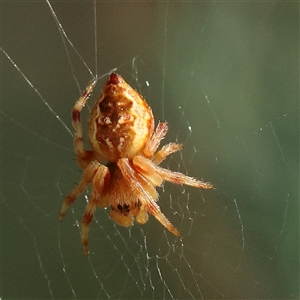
[2,2,299,299]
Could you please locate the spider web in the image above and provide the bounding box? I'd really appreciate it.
[1,1,299,299]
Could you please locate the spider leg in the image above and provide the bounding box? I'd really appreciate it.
[133,155,214,189]
[118,158,180,237]
[118,158,158,200]
[81,164,110,255]
[143,122,182,165]
[132,156,164,187]
[143,122,168,158]
[59,161,99,221]
[146,200,180,237]
[72,79,97,169]
[152,143,182,165]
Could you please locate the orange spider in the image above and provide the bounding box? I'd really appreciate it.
[59,73,213,255]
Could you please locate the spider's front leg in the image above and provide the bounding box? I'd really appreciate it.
[81,164,110,255]
[72,79,97,169]
[134,155,214,190]
[59,162,99,221]
[118,158,180,237]
[59,161,110,255]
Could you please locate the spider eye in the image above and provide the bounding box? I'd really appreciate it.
[117,204,130,214]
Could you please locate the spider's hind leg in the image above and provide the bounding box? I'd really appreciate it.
[72,79,97,169]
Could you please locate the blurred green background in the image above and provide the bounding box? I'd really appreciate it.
[2,2,298,299]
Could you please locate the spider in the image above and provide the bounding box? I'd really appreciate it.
[59,73,213,255]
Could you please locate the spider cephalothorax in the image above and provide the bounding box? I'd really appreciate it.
[59,73,213,255]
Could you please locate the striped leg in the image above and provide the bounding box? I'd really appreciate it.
[72,79,97,169]
[81,164,110,255]
[59,162,99,221]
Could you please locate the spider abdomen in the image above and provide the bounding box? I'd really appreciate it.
[88,73,154,162]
